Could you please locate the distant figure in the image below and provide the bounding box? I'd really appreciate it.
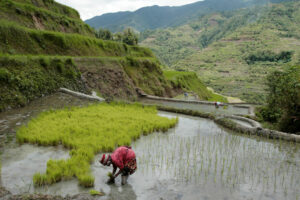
[184,92,188,100]
[215,101,222,109]
[100,146,137,185]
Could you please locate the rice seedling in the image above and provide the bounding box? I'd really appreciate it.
[16,103,178,187]
[89,189,104,196]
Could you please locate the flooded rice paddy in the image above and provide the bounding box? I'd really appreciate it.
[1,93,300,199]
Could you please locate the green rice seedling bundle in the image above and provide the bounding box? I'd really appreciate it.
[17,103,178,187]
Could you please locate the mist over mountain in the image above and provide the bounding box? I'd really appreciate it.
[85,0,291,32]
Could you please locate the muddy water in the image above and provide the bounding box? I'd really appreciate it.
[139,98,250,116]
[1,111,300,200]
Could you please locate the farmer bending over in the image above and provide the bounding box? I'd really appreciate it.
[100,146,137,185]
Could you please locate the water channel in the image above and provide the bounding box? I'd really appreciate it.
[1,93,299,199]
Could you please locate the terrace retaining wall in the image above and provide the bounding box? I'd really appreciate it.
[144,95,254,116]
[157,106,300,143]
[59,88,105,102]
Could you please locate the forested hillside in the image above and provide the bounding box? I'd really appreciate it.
[141,1,300,103]
[85,0,291,32]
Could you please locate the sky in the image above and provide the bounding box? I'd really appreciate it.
[56,0,201,20]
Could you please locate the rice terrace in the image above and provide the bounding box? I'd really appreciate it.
[0,0,299,200]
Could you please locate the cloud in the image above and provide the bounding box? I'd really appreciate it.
[55,0,202,20]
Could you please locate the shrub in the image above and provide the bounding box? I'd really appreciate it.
[260,65,300,133]
[0,68,11,81]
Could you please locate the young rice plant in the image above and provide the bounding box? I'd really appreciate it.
[17,103,178,187]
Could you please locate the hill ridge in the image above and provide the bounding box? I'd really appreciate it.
[85,0,292,32]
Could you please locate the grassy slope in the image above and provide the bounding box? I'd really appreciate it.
[141,1,300,103]
[0,0,94,36]
[173,2,300,103]
[75,56,173,100]
[12,0,81,19]
[0,21,153,57]
[140,25,201,66]
[0,0,174,111]
[0,55,85,111]
[140,7,264,66]
[0,0,220,112]
[163,71,227,102]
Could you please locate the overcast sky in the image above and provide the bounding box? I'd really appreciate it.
[56,0,202,20]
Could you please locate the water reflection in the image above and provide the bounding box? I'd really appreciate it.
[107,184,137,200]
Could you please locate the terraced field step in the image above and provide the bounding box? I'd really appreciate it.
[0,21,153,57]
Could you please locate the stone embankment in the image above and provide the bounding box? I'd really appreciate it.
[144,94,255,116]
[59,88,105,102]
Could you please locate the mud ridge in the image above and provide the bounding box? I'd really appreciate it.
[156,106,300,143]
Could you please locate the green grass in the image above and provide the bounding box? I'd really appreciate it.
[123,57,172,97]
[17,103,178,187]
[0,55,85,112]
[0,0,94,36]
[12,0,80,19]
[0,55,174,111]
[163,71,228,102]
[0,20,153,57]
[208,93,228,103]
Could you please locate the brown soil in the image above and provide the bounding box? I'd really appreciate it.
[0,186,11,199]
[32,15,45,30]
[75,59,138,100]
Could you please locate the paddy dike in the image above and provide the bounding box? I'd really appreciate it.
[1,93,300,200]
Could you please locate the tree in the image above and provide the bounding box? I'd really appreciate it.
[95,28,113,40]
[263,66,300,133]
[122,28,138,45]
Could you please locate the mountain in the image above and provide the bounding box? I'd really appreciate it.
[140,6,265,66]
[85,0,291,32]
[141,1,300,103]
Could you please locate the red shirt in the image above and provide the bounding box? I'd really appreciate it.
[111,146,136,170]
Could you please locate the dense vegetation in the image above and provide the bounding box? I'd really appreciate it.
[257,66,300,133]
[140,6,266,66]
[95,28,139,45]
[0,21,151,57]
[85,0,292,32]
[0,0,221,111]
[141,1,300,103]
[17,103,178,187]
[245,50,293,64]
[0,55,84,112]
